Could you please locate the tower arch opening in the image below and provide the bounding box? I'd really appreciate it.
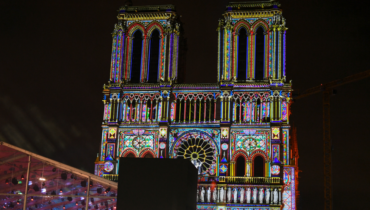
[148,29,160,83]
[131,30,143,83]
[238,27,247,80]
[255,27,264,80]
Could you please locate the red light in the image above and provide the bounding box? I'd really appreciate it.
[76,202,78,206]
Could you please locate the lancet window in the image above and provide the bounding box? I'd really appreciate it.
[172,93,220,124]
[130,30,143,83]
[232,92,270,124]
[255,27,265,80]
[147,29,161,83]
[121,94,161,123]
[237,28,248,80]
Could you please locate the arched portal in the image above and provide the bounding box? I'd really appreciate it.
[131,30,143,83]
[125,153,135,158]
[235,155,246,176]
[253,155,264,177]
[143,153,154,158]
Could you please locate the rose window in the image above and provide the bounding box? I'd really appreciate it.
[177,137,215,173]
[132,136,145,150]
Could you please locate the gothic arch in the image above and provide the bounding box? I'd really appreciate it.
[170,130,220,155]
[121,148,137,157]
[146,21,164,36]
[127,23,146,36]
[251,20,269,32]
[232,149,249,161]
[233,20,251,33]
[139,148,156,158]
[249,149,269,161]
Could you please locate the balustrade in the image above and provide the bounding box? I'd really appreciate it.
[196,185,281,205]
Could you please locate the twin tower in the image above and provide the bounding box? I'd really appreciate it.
[96,1,297,210]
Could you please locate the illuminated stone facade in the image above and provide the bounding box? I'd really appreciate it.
[96,1,298,209]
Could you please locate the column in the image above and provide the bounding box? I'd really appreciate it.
[155,100,159,122]
[150,100,153,122]
[183,100,187,123]
[188,100,192,122]
[178,100,182,122]
[239,100,242,123]
[279,188,282,205]
[129,101,132,122]
[214,98,217,122]
[270,187,273,204]
[220,96,224,121]
[116,99,120,122]
[194,100,197,123]
[203,99,206,123]
[228,97,231,121]
[278,96,282,121]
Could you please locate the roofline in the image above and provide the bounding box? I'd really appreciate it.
[0,141,118,188]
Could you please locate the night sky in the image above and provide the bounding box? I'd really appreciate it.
[1,0,369,209]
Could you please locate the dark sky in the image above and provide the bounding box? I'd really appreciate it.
[1,0,369,209]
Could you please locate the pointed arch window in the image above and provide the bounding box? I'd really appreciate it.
[148,30,161,83]
[255,27,264,80]
[131,30,143,83]
[237,28,248,80]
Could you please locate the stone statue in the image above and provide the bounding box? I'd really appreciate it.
[253,188,257,204]
[233,188,238,203]
[273,188,278,204]
[246,188,251,203]
[227,187,231,203]
[213,188,217,202]
[207,187,211,202]
[220,187,224,202]
[246,163,250,177]
[265,188,270,204]
[191,159,203,175]
[200,187,205,202]
[240,188,245,203]
[259,188,264,204]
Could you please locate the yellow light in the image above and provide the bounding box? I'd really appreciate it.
[39,177,46,181]
[160,128,166,137]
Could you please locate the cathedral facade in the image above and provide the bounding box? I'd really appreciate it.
[95,1,298,209]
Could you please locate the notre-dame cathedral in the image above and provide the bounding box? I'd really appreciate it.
[95,1,298,209]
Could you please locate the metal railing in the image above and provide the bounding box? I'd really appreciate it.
[105,174,280,184]
[103,174,119,182]
[218,176,280,184]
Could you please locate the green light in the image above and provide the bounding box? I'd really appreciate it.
[18,181,22,184]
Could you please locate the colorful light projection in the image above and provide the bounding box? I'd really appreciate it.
[169,129,220,176]
[100,129,108,161]
[272,144,280,163]
[106,144,115,158]
[230,129,270,157]
[283,130,289,165]
[118,129,159,157]
[108,128,117,139]
[282,101,287,121]
[104,161,114,172]
[272,127,280,139]
[271,165,280,175]
[283,167,296,210]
